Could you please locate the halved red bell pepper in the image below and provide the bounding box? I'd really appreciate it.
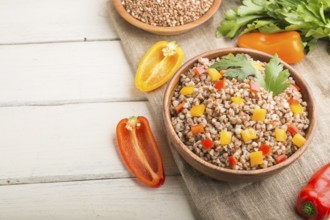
[116,116,165,187]
[296,163,330,220]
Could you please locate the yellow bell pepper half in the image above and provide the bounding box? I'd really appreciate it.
[135,41,184,92]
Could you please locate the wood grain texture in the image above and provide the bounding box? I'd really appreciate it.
[0,41,145,106]
[0,0,117,44]
[0,102,179,185]
[108,0,330,219]
[0,177,196,220]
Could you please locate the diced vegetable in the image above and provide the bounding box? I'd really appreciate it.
[202,138,214,150]
[259,144,272,156]
[190,104,205,117]
[220,130,232,145]
[191,124,204,135]
[228,156,237,167]
[248,128,257,139]
[250,151,263,166]
[250,81,260,93]
[250,61,264,72]
[241,128,257,143]
[291,83,301,91]
[275,128,287,142]
[252,108,266,122]
[175,103,184,113]
[208,68,222,81]
[180,86,194,95]
[291,104,303,115]
[288,124,300,136]
[215,80,225,90]
[288,98,299,105]
[292,133,306,148]
[275,154,287,164]
[231,97,244,104]
[193,66,206,75]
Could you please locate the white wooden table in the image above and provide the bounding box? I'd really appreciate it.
[0,0,197,219]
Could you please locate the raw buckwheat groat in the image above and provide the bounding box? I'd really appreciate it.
[122,0,214,27]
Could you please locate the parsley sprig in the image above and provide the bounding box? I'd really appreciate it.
[210,53,291,96]
[216,0,330,53]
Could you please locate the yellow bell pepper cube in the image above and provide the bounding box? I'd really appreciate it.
[231,97,244,104]
[207,68,222,81]
[248,128,257,139]
[275,128,287,142]
[220,130,232,145]
[290,104,303,115]
[252,108,266,122]
[180,86,194,95]
[190,104,205,117]
[241,128,257,143]
[250,151,263,166]
[292,133,306,148]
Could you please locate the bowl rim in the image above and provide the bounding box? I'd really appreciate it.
[163,47,316,177]
[112,0,222,35]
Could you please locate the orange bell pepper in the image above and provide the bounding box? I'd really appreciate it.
[191,124,204,135]
[135,41,184,92]
[116,116,165,187]
[237,31,304,64]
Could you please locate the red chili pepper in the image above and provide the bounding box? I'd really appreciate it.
[215,79,225,90]
[296,163,330,220]
[288,124,300,136]
[250,81,260,93]
[201,138,214,150]
[116,116,165,187]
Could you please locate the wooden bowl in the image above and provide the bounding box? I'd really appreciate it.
[112,0,222,35]
[163,48,316,183]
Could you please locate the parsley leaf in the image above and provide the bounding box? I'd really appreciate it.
[257,54,291,96]
[210,53,291,96]
[210,54,257,80]
[216,0,330,54]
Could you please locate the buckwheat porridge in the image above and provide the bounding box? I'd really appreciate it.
[170,53,310,170]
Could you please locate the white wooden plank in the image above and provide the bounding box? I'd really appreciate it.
[0,177,196,220]
[0,0,117,44]
[0,41,145,106]
[0,101,179,185]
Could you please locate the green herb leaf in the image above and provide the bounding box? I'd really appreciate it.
[216,0,330,54]
[258,54,291,96]
[210,54,257,80]
[211,54,291,96]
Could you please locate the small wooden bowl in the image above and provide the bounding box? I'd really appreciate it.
[112,0,222,35]
[163,48,316,183]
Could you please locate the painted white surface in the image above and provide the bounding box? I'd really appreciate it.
[0,41,145,106]
[0,177,196,220]
[0,0,117,44]
[0,102,179,185]
[0,0,196,218]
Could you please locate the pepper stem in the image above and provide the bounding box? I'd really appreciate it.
[301,202,316,218]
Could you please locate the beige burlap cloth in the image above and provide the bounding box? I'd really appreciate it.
[108,1,330,219]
